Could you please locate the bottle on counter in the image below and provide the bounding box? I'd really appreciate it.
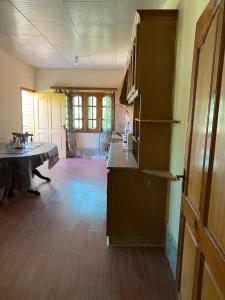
[124,110,132,144]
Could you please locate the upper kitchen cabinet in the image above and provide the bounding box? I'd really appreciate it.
[119,71,128,105]
[120,10,177,117]
[120,10,178,172]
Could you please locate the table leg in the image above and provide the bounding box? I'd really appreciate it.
[32,169,51,182]
[27,189,41,196]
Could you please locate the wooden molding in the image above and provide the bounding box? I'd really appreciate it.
[140,169,177,181]
[136,9,178,19]
[50,86,117,92]
[135,118,180,124]
[20,87,35,93]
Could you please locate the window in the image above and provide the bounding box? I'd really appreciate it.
[87,96,97,131]
[73,95,83,130]
[65,92,114,133]
[21,89,35,134]
[102,95,112,132]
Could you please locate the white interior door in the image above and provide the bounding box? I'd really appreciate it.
[34,92,66,158]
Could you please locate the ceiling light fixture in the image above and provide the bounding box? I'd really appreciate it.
[74,56,79,66]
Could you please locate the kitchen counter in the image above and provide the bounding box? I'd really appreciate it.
[107,141,138,169]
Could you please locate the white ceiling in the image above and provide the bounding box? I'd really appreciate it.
[0,0,166,69]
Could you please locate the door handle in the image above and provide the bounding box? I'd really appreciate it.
[62,125,66,130]
[176,175,185,181]
[176,170,186,193]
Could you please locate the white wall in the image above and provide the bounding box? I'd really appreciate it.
[75,133,99,149]
[164,0,180,9]
[164,0,210,244]
[35,68,132,149]
[0,47,35,142]
[0,50,130,147]
[35,69,124,91]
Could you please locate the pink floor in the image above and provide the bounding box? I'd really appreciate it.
[0,158,175,300]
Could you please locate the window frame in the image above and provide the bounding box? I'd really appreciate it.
[20,87,35,135]
[67,92,115,133]
[101,94,114,132]
[85,93,100,133]
[72,93,85,133]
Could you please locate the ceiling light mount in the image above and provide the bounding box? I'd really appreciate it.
[74,56,79,66]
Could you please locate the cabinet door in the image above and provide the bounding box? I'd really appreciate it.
[119,72,128,104]
[106,169,112,236]
[134,23,140,90]
[177,0,225,299]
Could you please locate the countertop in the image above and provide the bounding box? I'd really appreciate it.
[107,141,138,169]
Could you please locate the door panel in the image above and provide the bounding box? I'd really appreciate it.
[51,133,63,154]
[38,133,49,142]
[34,93,66,158]
[38,95,49,129]
[180,225,198,300]
[208,56,225,253]
[201,264,223,300]
[51,95,63,129]
[177,1,225,299]
[187,14,218,211]
[50,94,66,157]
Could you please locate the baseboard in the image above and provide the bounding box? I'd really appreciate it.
[108,236,164,247]
[166,225,177,278]
[67,148,108,158]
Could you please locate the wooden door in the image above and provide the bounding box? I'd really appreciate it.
[34,92,66,158]
[177,0,225,299]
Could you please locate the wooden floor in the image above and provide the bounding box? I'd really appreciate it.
[0,158,176,300]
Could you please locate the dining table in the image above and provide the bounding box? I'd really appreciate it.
[0,142,59,201]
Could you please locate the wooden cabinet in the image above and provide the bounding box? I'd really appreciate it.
[107,142,168,245]
[120,9,178,177]
[119,71,128,105]
[108,10,178,246]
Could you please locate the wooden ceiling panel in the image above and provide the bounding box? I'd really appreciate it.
[74,23,116,38]
[10,35,57,55]
[0,31,51,68]
[116,0,167,22]
[42,53,72,68]
[91,53,116,66]
[116,47,129,68]
[58,45,89,60]
[32,21,82,46]
[0,1,39,35]
[116,23,133,48]
[0,0,167,68]
[82,36,115,53]
[11,0,69,21]
[64,1,116,25]
[0,20,39,36]
[67,56,94,68]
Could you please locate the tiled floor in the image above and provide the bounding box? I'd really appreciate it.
[0,158,176,300]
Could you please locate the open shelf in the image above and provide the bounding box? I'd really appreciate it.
[140,169,177,181]
[128,90,139,104]
[109,9,179,247]
[132,135,139,143]
[135,118,180,124]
